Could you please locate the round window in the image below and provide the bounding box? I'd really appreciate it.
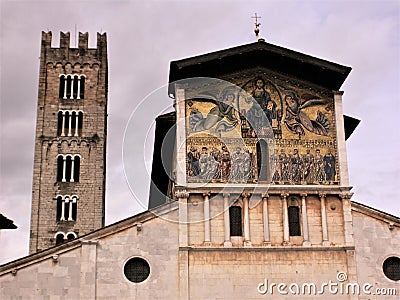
[124,257,150,283]
[382,256,400,281]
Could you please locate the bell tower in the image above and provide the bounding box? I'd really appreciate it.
[29,31,108,253]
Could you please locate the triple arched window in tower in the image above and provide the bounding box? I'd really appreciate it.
[59,74,85,100]
[56,195,78,221]
[56,154,80,182]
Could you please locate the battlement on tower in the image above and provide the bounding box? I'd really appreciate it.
[40,31,107,63]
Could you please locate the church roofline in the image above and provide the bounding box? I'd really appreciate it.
[351,200,400,224]
[0,202,178,274]
[168,40,352,95]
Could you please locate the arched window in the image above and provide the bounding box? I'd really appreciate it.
[59,74,85,100]
[288,206,301,236]
[65,156,72,181]
[56,195,78,221]
[56,155,81,182]
[256,139,269,182]
[229,206,242,236]
[55,233,65,245]
[57,156,64,182]
[79,77,85,99]
[57,110,83,137]
[57,111,63,136]
[59,76,65,98]
[66,232,77,241]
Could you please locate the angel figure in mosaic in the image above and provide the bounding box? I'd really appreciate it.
[191,87,239,133]
[283,89,330,137]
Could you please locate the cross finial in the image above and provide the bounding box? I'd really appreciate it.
[251,13,261,41]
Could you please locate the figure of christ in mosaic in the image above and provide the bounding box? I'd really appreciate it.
[245,78,278,137]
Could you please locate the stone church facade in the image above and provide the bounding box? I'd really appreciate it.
[0,32,399,299]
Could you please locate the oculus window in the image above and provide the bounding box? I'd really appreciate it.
[124,257,150,283]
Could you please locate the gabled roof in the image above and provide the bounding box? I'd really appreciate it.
[0,202,178,274]
[169,40,352,94]
[351,201,400,224]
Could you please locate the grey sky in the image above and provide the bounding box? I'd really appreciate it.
[0,0,399,264]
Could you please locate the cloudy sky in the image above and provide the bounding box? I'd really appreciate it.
[0,0,399,264]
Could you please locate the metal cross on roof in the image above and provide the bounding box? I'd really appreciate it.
[251,13,262,41]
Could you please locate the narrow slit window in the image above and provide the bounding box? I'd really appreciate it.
[288,206,301,236]
[229,206,242,236]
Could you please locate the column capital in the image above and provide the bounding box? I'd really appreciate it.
[300,193,307,198]
[223,193,230,198]
[262,193,269,200]
[339,192,353,200]
[280,192,289,199]
[202,192,211,197]
[241,192,251,199]
[318,193,326,199]
[175,189,189,199]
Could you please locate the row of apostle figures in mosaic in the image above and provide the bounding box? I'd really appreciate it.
[186,76,337,185]
[187,145,336,184]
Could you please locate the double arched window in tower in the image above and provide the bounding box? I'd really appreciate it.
[56,154,80,182]
[59,74,85,100]
[56,195,78,221]
[55,231,77,245]
[57,110,83,137]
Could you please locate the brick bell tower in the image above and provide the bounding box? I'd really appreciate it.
[29,31,108,253]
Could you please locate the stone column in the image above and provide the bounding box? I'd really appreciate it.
[301,193,311,246]
[63,76,67,99]
[203,192,211,246]
[61,111,66,136]
[62,157,67,182]
[262,194,271,246]
[60,199,66,221]
[223,193,232,247]
[74,113,79,136]
[70,156,75,182]
[69,76,74,99]
[242,193,251,247]
[77,76,81,100]
[320,193,330,246]
[68,198,73,221]
[281,193,290,245]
